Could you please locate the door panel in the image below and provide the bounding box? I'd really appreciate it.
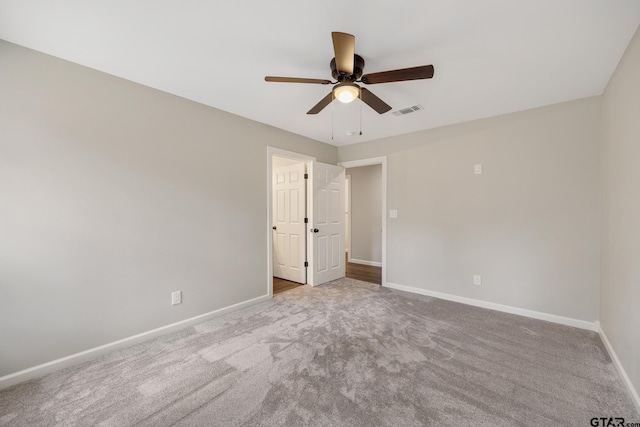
[273,163,306,284]
[331,234,341,268]
[309,162,345,286]
[317,236,327,272]
[317,191,327,224]
[290,189,300,222]
[276,191,285,222]
[331,189,341,227]
[275,233,286,269]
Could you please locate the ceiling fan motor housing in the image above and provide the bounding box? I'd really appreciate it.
[331,54,365,82]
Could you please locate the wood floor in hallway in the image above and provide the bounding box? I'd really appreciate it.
[273,276,302,294]
[346,256,382,285]
[273,253,382,295]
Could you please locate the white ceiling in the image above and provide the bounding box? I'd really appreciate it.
[1,1,639,146]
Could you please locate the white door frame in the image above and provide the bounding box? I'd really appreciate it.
[267,147,316,297]
[338,156,387,287]
[345,174,351,258]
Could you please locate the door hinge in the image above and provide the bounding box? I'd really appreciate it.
[304,173,308,179]
[304,261,309,267]
[304,218,308,223]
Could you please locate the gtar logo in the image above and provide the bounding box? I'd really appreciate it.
[590,418,625,427]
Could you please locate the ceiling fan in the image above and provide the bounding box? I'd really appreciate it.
[265,32,434,115]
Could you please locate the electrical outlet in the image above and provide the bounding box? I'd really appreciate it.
[171,291,182,305]
[473,275,482,286]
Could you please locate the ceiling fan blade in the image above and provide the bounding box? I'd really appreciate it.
[360,87,392,114]
[331,32,355,75]
[265,76,332,84]
[307,92,334,114]
[361,65,434,85]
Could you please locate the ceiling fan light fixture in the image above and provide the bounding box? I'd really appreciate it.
[333,83,360,103]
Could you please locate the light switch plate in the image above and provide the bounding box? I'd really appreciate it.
[474,164,483,175]
[171,291,182,305]
[389,209,398,218]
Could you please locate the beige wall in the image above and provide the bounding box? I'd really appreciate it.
[0,41,337,377]
[600,26,640,397]
[339,97,601,322]
[346,165,382,264]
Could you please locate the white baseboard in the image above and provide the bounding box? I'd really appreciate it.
[597,321,640,411]
[384,282,597,331]
[348,258,382,267]
[0,294,271,390]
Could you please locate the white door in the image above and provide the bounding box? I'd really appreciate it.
[308,162,345,286]
[273,163,306,284]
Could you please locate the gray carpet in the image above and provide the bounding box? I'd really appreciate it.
[1,278,638,426]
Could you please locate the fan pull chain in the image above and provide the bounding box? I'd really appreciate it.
[359,103,363,135]
[331,110,334,140]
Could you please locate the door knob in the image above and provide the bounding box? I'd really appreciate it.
[311,228,319,233]
[272,226,277,230]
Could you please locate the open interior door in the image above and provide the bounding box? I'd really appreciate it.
[308,162,345,286]
[272,163,307,284]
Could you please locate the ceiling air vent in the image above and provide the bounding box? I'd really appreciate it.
[392,104,423,116]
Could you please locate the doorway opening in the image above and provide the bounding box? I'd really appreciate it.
[339,157,387,287]
[344,164,382,285]
[267,147,347,297]
[272,155,307,294]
